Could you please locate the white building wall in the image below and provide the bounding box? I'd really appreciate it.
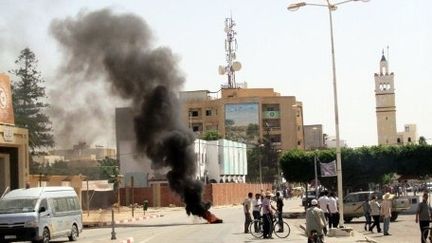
[194,139,207,180]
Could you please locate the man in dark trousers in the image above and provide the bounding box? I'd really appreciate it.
[276,191,284,232]
[416,192,431,243]
[262,191,276,239]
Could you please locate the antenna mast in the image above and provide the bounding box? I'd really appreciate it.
[218,15,241,88]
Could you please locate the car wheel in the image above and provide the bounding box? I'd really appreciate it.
[343,217,353,223]
[390,213,398,222]
[42,227,50,243]
[68,224,79,241]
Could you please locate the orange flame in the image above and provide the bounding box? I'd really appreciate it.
[203,210,223,224]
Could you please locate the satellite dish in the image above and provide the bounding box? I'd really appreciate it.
[218,66,226,75]
[232,61,242,71]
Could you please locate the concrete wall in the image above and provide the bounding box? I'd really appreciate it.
[120,183,272,207]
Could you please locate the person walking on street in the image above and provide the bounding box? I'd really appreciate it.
[275,191,284,232]
[328,191,339,228]
[306,199,327,243]
[381,192,394,236]
[416,192,431,243]
[251,193,262,233]
[262,191,276,239]
[318,190,330,234]
[356,197,372,231]
[369,195,382,233]
[243,192,253,233]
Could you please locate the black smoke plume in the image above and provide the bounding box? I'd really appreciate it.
[50,9,208,217]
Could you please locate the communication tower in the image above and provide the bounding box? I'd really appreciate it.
[218,16,242,88]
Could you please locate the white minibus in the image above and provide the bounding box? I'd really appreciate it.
[0,186,83,243]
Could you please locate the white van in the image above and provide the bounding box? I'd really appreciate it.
[0,186,83,243]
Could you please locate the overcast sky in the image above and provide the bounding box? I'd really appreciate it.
[0,0,431,148]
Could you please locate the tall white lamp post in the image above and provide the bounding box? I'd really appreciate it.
[287,0,369,227]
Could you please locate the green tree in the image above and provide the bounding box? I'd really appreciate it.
[10,48,54,150]
[201,130,221,141]
[280,144,432,193]
[419,136,427,145]
[98,157,120,184]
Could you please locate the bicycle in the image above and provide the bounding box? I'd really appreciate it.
[308,229,324,243]
[248,211,291,239]
[421,226,432,243]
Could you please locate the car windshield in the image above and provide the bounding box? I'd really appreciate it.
[0,198,38,214]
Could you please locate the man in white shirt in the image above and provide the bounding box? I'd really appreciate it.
[243,192,253,233]
[251,193,262,232]
[328,191,339,228]
[317,190,330,234]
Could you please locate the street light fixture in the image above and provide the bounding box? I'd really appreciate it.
[287,0,369,227]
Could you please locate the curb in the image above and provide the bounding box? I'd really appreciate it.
[84,214,162,227]
[283,211,305,219]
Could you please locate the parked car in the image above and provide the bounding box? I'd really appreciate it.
[302,190,317,207]
[343,191,410,223]
[0,186,83,242]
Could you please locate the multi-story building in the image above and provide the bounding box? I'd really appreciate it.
[48,142,116,168]
[115,107,247,185]
[180,88,305,151]
[304,124,324,150]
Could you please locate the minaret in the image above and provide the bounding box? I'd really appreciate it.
[374,50,397,145]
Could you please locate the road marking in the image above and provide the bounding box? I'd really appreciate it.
[139,233,158,243]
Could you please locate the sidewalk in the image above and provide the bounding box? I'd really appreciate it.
[82,206,181,227]
[282,197,374,243]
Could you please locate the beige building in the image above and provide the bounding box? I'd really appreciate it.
[375,53,397,145]
[180,88,304,151]
[49,142,117,167]
[397,124,417,145]
[374,54,417,145]
[304,124,324,150]
[0,73,29,192]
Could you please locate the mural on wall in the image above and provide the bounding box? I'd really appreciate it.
[224,103,259,143]
[0,74,15,125]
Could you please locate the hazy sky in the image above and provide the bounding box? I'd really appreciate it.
[0,0,431,148]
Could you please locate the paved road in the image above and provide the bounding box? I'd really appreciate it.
[345,213,421,243]
[15,198,423,243]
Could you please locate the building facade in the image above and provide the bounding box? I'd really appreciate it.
[397,124,417,145]
[304,124,324,150]
[374,53,417,145]
[180,88,305,151]
[0,73,29,192]
[374,53,397,145]
[115,106,247,186]
[47,142,116,169]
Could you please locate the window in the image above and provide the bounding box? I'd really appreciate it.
[408,137,412,142]
[67,197,80,211]
[39,199,48,211]
[189,110,199,117]
[53,198,68,212]
[205,109,212,116]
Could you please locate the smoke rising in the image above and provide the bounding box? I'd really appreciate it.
[50,9,208,216]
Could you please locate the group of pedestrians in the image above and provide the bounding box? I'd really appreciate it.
[358,192,394,236]
[305,190,340,243]
[243,190,284,239]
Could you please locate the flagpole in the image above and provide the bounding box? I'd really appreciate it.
[314,151,318,199]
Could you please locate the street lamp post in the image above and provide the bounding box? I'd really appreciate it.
[287,0,369,227]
